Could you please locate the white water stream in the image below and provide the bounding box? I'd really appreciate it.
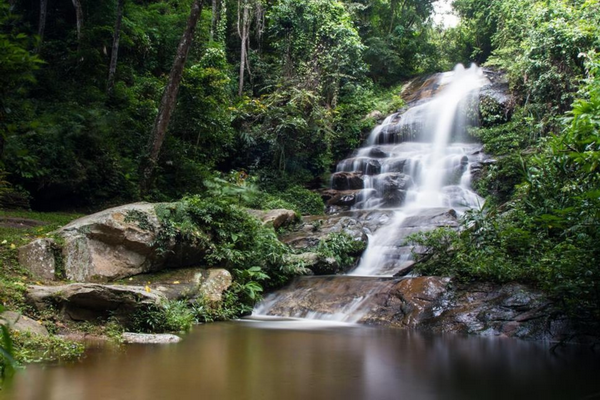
[253,64,489,321]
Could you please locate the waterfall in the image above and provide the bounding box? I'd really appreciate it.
[253,64,489,321]
[349,64,487,276]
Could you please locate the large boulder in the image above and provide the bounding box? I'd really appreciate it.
[26,283,165,323]
[127,268,232,303]
[255,275,587,342]
[1,311,49,336]
[25,268,233,323]
[18,203,207,283]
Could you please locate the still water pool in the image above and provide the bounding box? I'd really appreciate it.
[2,319,599,400]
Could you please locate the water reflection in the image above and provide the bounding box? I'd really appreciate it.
[2,321,599,400]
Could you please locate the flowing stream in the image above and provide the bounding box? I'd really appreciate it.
[254,64,488,321]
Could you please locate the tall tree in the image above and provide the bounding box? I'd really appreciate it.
[71,0,83,42]
[107,0,125,96]
[38,0,47,46]
[237,0,250,96]
[139,0,205,194]
[210,0,219,41]
[236,0,265,96]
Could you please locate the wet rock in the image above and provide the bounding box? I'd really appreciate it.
[401,208,459,228]
[255,276,395,320]
[288,252,341,275]
[479,69,515,126]
[338,158,381,175]
[392,260,417,277]
[443,186,478,208]
[26,283,165,323]
[280,213,369,251]
[1,311,49,336]
[256,275,589,342]
[376,173,414,207]
[384,159,409,173]
[122,333,182,344]
[18,238,58,281]
[331,172,365,191]
[248,209,297,229]
[325,190,363,209]
[368,147,388,159]
[401,74,445,104]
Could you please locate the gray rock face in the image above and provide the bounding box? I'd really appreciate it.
[25,268,233,323]
[1,311,49,336]
[58,203,167,282]
[280,212,371,251]
[127,268,233,303]
[122,333,182,344]
[256,276,587,343]
[17,203,216,283]
[247,209,298,229]
[26,283,165,323]
[479,69,515,126]
[18,239,58,280]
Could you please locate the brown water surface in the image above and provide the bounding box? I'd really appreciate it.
[2,319,599,400]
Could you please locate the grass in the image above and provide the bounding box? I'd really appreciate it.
[0,209,82,311]
[0,209,87,366]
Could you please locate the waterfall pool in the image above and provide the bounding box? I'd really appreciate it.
[2,320,599,400]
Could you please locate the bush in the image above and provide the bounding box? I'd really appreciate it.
[316,233,366,270]
[12,332,85,364]
[131,301,195,334]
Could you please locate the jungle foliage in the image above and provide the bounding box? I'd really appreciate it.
[0,0,448,211]
[409,0,600,320]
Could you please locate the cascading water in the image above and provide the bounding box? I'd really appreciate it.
[253,64,489,322]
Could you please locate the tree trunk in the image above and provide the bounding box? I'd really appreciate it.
[139,0,204,195]
[107,0,125,96]
[210,0,219,41]
[237,0,250,97]
[38,0,48,47]
[72,0,84,42]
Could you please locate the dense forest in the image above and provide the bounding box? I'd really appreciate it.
[0,0,599,368]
